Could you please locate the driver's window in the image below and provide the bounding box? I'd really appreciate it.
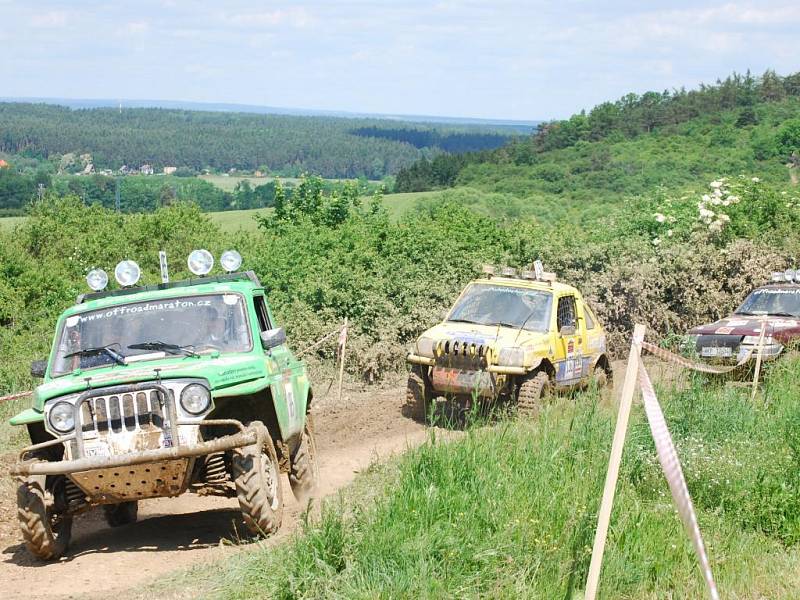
[253,295,270,332]
[557,296,577,331]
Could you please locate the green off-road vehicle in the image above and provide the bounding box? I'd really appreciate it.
[10,250,319,560]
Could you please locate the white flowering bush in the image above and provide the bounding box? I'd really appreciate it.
[644,176,800,247]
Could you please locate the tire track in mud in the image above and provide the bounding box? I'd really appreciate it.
[0,384,428,600]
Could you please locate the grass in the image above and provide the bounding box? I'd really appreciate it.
[176,358,800,599]
[0,215,25,232]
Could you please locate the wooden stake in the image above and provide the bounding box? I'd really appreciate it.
[337,317,348,403]
[751,321,766,402]
[585,323,646,600]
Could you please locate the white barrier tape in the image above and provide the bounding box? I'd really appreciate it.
[0,391,32,404]
[638,357,720,600]
[642,340,752,374]
[295,324,347,358]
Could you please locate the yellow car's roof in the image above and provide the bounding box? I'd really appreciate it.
[470,276,579,295]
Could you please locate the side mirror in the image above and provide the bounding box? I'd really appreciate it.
[260,327,286,350]
[440,309,449,321]
[559,324,577,337]
[31,360,47,378]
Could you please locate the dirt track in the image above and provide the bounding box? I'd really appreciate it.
[0,360,647,600]
[0,382,428,600]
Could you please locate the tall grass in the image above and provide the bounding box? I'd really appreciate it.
[193,359,800,599]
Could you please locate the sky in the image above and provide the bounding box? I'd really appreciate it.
[1,1,798,121]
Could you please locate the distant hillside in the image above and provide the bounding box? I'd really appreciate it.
[0,97,539,133]
[395,70,800,196]
[0,103,523,180]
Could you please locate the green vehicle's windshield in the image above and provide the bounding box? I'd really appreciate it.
[50,293,252,377]
[447,283,553,332]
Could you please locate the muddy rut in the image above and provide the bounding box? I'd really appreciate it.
[0,383,428,600]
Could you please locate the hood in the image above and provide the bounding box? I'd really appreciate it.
[420,322,549,349]
[689,314,800,343]
[33,353,267,411]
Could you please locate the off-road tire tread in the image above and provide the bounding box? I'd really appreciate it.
[289,415,319,504]
[232,436,284,536]
[17,478,72,561]
[517,371,550,418]
[406,366,431,422]
[103,501,138,527]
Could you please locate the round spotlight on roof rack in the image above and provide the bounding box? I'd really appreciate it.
[785,268,794,282]
[220,250,242,273]
[794,269,800,283]
[114,260,141,287]
[86,269,108,291]
[188,249,214,276]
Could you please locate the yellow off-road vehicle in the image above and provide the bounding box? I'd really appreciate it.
[406,263,612,419]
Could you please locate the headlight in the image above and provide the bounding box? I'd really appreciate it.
[498,346,525,367]
[188,249,214,276]
[416,336,435,358]
[86,268,108,291]
[180,384,211,415]
[220,250,242,273]
[742,335,775,345]
[114,260,141,286]
[48,402,75,433]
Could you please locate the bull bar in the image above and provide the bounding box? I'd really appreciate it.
[11,379,269,477]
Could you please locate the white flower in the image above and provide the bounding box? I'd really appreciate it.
[652,237,661,246]
[781,191,788,195]
[709,221,723,232]
[718,213,730,222]
[654,212,666,223]
[751,177,760,182]
[702,194,711,203]
[722,199,730,206]
[699,208,715,219]
[727,195,739,203]
[710,181,723,188]
[667,229,674,237]
[711,197,722,205]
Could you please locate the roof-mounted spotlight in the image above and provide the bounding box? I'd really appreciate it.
[220,250,242,273]
[86,269,108,291]
[114,260,141,287]
[188,249,214,276]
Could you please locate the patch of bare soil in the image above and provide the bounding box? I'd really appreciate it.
[0,379,428,600]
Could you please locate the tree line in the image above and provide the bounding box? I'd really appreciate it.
[0,104,512,180]
[350,127,512,153]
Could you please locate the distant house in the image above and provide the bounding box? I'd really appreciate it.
[163,166,177,175]
[254,170,263,177]
[83,163,94,175]
[119,165,129,174]
[0,159,9,169]
[140,164,154,175]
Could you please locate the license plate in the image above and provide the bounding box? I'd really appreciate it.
[83,441,111,458]
[701,346,732,358]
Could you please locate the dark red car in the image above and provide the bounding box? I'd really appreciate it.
[688,277,800,365]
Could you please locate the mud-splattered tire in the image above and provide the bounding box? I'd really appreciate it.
[406,366,432,422]
[103,501,138,527]
[289,415,320,504]
[516,371,551,418]
[232,432,284,536]
[17,476,72,561]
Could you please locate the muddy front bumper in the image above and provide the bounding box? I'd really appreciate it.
[11,421,265,477]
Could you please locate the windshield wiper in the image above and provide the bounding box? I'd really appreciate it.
[734,311,764,316]
[446,318,479,324]
[128,341,200,358]
[768,311,798,318]
[488,321,518,329]
[64,345,126,366]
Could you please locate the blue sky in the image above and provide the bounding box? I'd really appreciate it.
[1,1,798,120]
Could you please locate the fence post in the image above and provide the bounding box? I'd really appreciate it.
[585,323,646,600]
[751,321,766,402]
[337,317,348,403]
